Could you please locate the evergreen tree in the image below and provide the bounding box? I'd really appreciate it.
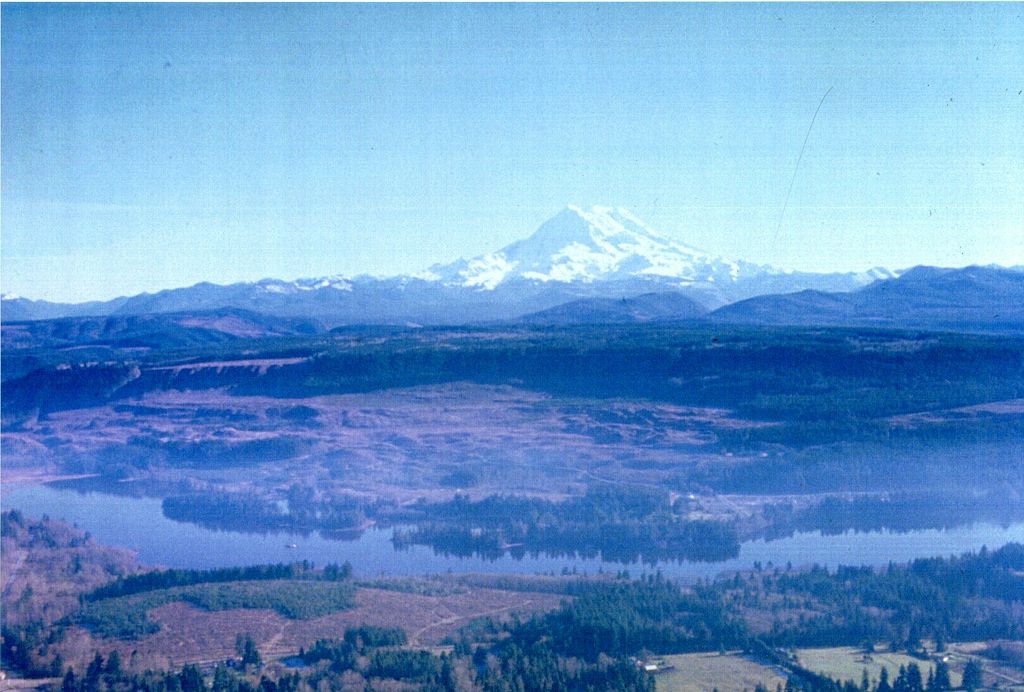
[906,663,924,692]
[892,665,908,692]
[928,661,950,691]
[961,661,983,691]
[212,664,239,692]
[180,664,204,692]
[84,653,104,686]
[236,633,262,668]
[438,653,457,692]
[876,667,892,692]
[165,671,183,692]
[105,650,121,678]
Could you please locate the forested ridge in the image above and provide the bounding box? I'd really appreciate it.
[6,326,1023,426]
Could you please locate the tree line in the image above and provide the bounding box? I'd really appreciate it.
[84,561,352,602]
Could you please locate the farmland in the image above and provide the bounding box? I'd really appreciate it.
[654,651,787,692]
[794,647,959,689]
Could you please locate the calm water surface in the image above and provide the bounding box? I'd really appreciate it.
[4,483,1023,583]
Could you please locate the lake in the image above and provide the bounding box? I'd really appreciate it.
[4,482,1023,583]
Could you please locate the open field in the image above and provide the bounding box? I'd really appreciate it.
[794,647,959,689]
[654,651,787,692]
[656,644,1024,692]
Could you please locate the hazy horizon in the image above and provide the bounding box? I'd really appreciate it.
[2,200,1021,306]
[3,3,1023,303]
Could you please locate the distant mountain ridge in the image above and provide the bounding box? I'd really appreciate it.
[0,205,937,327]
[0,294,132,322]
[3,268,1022,370]
[1,308,324,352]
[710,265,1024,332]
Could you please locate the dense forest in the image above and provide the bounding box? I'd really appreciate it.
[490,544,1023,660]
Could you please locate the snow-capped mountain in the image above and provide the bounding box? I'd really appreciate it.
[255,275,353,294]
[429,206,772,290]
[2,206,899,325]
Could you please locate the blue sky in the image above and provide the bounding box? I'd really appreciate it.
[3,3,1022,302]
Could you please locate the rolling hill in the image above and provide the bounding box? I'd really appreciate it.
[519,292,708,325]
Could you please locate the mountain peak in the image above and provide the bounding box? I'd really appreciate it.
[559,205,672,244]
[430,205,747,290]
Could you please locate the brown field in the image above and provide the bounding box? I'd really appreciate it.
[55,584,563,671]
[2,383,766,508]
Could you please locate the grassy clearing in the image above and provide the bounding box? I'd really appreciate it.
[656,646,980,691]
[655,651,787,692]
[75,580,355,639]
[794,647,960,689]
